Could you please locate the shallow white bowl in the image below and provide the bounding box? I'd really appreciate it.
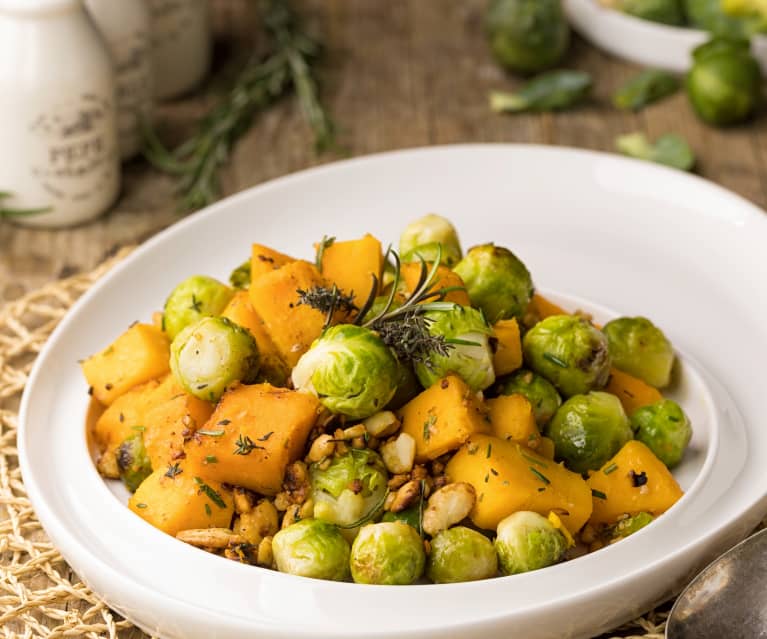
[18,145,767,639]
[565,0,767,74]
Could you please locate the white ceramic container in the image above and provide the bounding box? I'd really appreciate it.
[0,0,120,228]
[18,145,767,639]
[85,0,153,160]
[148,0,211,100]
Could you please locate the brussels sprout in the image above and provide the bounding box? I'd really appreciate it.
[272,518,351,581]
[495,511,567,575]
[292,325,399,419]
[170,316,259,402]
[617,0,685,24]
[610,512,654,540]
[453,244,534,323]
[229,259,251,290]
[398,214,463,268]
[522,315,611,397]
[603,316,675,388]
[382,504,422,532]
[311,449,389,533]
[630,399,692,468]
[485,0,570,74]
[350,522,426,584]
[427,526,498,583]
[414,305,496,392]
[687,38,762,126]
[686,0,767,37]
[546,391,633,473]
[496,369,562,427]
[163,275,234,340]
[386,360,422,411]
[116,433,152,492]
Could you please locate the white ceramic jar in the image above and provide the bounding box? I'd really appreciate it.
[148,0,211,100]
[0,0,120,228]
[85,0,153,160]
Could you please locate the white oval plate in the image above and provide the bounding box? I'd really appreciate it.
[19,145,767,639]
[564,0,767,74]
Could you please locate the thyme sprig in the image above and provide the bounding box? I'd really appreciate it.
[0,191,50,220]
[143,0,337,211]
[297,284,358,327]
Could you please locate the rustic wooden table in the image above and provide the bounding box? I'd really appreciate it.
[2,0,767,302]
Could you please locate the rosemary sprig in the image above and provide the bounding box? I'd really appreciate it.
[297,284,358,327]
[143,0,337,211]
[0,191,50,220]
[233,434,264,456]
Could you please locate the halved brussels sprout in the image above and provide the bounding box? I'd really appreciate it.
[116,433,152,492]
[495,511,567,575]
[414,305,496,392]
[603,316,674,388]
[163,275,234,340]
[630,399,692,468]
[522,315,611,397]
[272,519,351,581]
[310,449,388,535]
[546,391,633,473]
[399,214,463,268]
[292,325,399,419]
[350,522,425,585]
[496,369,562,427]
[454,244,534,323]
[170,316,260,402]
[427,526,498,583]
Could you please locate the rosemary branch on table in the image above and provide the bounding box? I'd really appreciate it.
[143,0,337,212]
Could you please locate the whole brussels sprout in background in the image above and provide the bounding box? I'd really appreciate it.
[496,369,562,426]
[310,449,388,533]
[398,214,463,268]
[427,526,498,583]
[272,519,351,581]
[292,325,399,419]
[414,305,496,392]
[116,433,152,492]
[687,38,762,126]
[163,275,234,340]
[618,0,685,25]
[485,0,570,74]
[453,244,534,323]
[546,391,633,473]
[350,522,425,585]
[170,316,259,402]
[603,316,675,388]
[686,0,767,37]
[495,511,567,575]
[630,399,692,468]
[522,315,611,397]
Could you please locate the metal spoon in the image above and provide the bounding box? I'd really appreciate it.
[666,528,767,639]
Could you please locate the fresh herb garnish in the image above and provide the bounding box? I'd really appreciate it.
[0,191,51,219]
[592,489,607,500]
[189,294,203,313]
[315,235,335,271]
[336,489,390,529]
[543,352,568,368]
[529,467,551,485]
[603,463,618,475]
[194,477,227,508]
[422,414,436,442]
[205,455,218,464]
[204,503,212,516]
[233,434,264,456]
[520,450,548,468]
[258,431,274,441]
[197,429,225,437]
[486,442,492,459]
[297,284,358,327]
[135,503,148,509]
[164,463,183,478]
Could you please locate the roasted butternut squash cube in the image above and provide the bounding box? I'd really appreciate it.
[250,243,295,281]
[536,436,556,460]
[400,263,471,306]
[398,375,491,463]
[492,318,523,376]
[248,261,330,368]
[143,378,214,469]
[528,293,569,320]
[605,368,664,417]
[183,383,321,495]
[587,440,683,525]
[487,394,539,446]
[92,379,162,455]
[221,291,290,386]
[128,467,234,536]
[320,234,383,305]
[81,323,170,405]
[446,434,592,533]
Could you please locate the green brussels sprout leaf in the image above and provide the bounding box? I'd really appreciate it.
[490,71,593,114]
[613,69,680,111]
[616,132,696,171]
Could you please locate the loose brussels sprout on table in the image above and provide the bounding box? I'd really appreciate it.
[272,519,351,581]
[603,316,675,388]
[522,314,611,398]
[630,399,692,467]
[495,511,568,575]
[547,391,634,473]
[163,275,234,340]
[350,522,426,584]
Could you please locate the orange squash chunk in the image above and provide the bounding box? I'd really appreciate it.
[587,440,683,525]
[605,368,664,417]
[129,466,234,536]
[399,375,491,463]
[250,243,295,282]
[81,323,170,405]
[492,318,523,376]
[487,394,539,446]
[320,234,383,305]
[400,262,471,306]
[529,294,569,320]
[183,383,321,495]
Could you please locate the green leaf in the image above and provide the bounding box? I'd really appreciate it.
[612,69,680,111]
[0,191,51,219]
[615,132,696,171]
[490,70,593,114]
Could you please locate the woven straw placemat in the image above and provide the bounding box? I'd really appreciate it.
[0,248,676,638]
